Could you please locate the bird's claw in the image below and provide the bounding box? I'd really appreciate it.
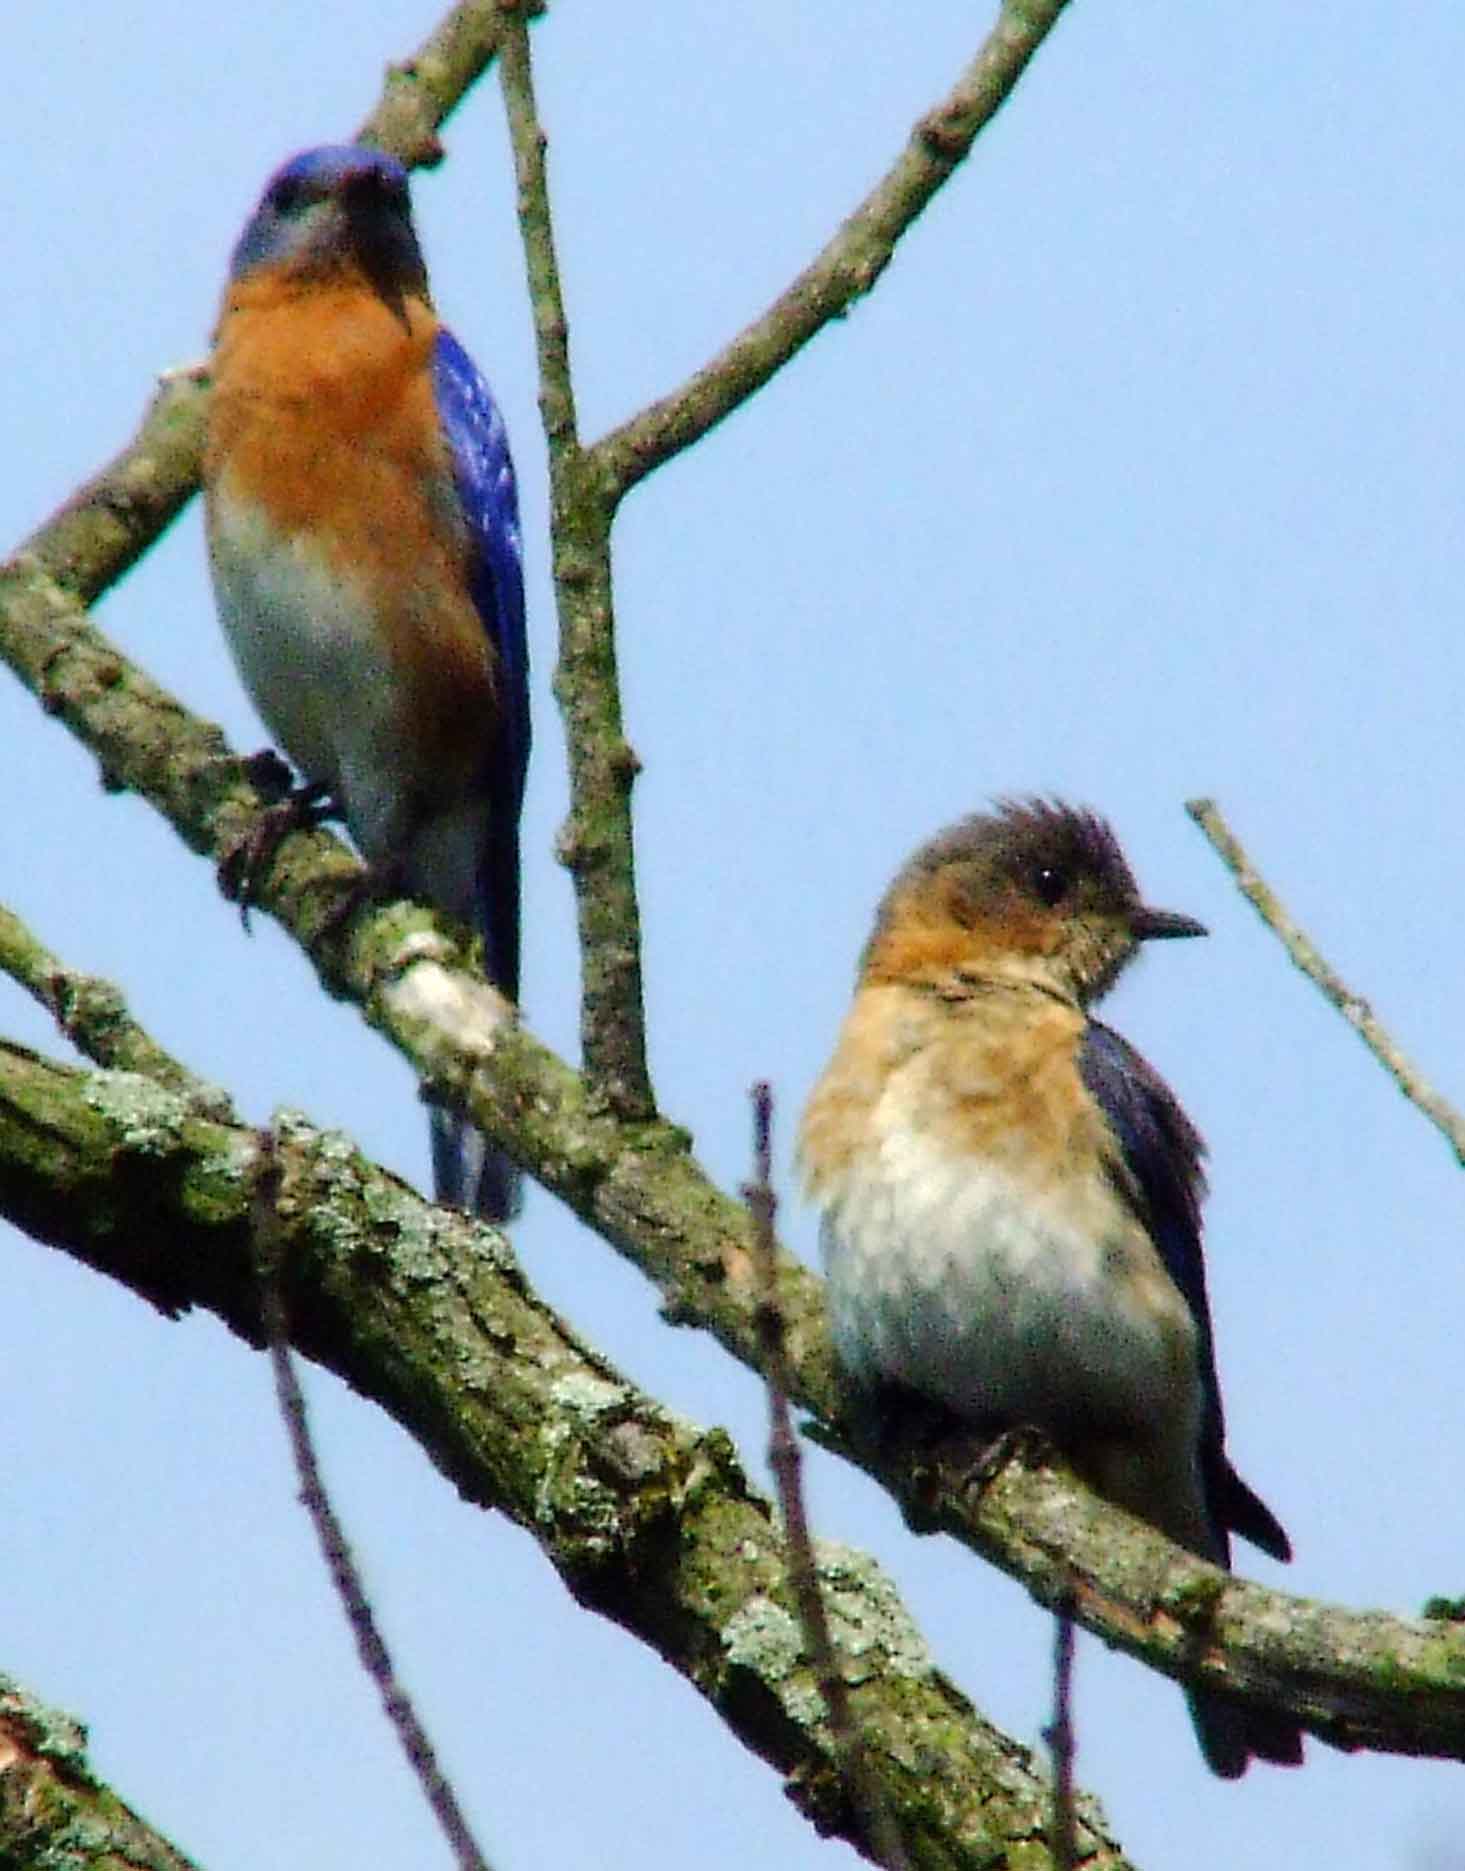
[219,756,339,930]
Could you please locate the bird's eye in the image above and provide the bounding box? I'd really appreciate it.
[271,177,308,216]
[1032,864,1068,906]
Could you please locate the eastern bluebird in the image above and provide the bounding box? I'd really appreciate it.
[800,799,1302,1777]
[204,145,529,1221]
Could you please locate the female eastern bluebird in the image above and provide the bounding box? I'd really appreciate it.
[800,798,1302,1777]
[204,145,529,1221]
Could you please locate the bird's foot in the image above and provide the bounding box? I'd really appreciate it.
[902,1419,1051,1531]
[311,853,408,954]
[959,1422,1036,1488]
[219,754,340,930]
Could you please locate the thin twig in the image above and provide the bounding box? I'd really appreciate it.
[1186,798,1465,1167]
[356,0,525,165]
[3,574,1459,1768]
[2,563,1459,1767]
[251,1134,496,1871]
[0,903,225,1107]
[745,1084,911,1871]
[592,0,1075,500]
[498,12,654,1118]
[2,1031,1140,1868]
[496,12,577,459]
[1044,1599,1078,1871]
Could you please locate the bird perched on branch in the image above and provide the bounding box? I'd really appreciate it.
[800,798,1301,1776]
[204,143,529,1220]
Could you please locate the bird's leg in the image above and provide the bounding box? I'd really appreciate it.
[219,752,342,929]
[904,1415,1049,1532]
[955,1421,1049,1492]
[311,850,410,952]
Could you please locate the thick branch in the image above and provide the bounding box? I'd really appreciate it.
[0,1675,202,1871]
[4,0,1453,1782]
[0,1034,1132,1871]
[0,550,821,1376]
[500,15,654,1116]
[1187,798,1465,1167]
[592,0,1074,498]
[0,576,1459,1763]
[911,1431,1463,1762]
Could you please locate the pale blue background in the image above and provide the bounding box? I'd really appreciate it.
[4,4,1463,1867]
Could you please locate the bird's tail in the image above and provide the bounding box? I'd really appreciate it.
[431,1108,522,1223]
[420,811,523,1223]
[1187,1687,1304,1779]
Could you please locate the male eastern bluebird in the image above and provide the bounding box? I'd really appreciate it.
[203,145,529,1221]
[800,799,1302,1777]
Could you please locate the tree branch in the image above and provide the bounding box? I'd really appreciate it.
[0,1674,202,1871]
[0,577,1460,1764]
[252,1139,496,1871]
[0,902,226,1103]
[493,2,1078,1115]
[6,0,1457,1801]
[591,0,1075,499]
[21,366,211,611]
[1186,798,1465,1167]
[499,13,654,1117]
[356,0,528,167]
[745,1084,911,1871]
[0,1030,1133,1871]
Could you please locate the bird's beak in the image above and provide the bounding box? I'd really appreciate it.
[342,172,429,327]
[1131,905,1207,940]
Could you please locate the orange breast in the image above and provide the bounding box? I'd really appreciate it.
[207,272,497,800]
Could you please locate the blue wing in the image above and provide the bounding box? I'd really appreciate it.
[432,326,530,1002]
[428,328,528,1222]
[1078,1020,1290,1563]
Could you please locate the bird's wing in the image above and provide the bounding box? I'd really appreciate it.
[431,326,529,1000]
[1079,1020,1290,1561]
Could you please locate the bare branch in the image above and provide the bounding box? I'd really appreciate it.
[745,1084,910,1871]
[357,0,527,165]
[1187,798,1465,1167]
[499,14,654,1116]
[9,0,1072,1135]
[0,902,225,1104]
[1045,1602,1078,1871]
[16,367,210,611]
[915,1434,1459,1762]
[252,1135,496,1871]
[0,1029,1135,1871]
[0,567,1459,1759]
[592,0,1075,499]
[0,1675,202,1871]
[5,0,1457,1796]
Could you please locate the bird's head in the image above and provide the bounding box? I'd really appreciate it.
[226,144,430,311]
[860,798,1205,1006]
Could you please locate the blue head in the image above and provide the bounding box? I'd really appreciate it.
[228,145,430,310]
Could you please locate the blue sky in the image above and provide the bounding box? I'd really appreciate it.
[4,4,1463,1867]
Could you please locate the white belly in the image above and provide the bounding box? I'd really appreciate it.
[208,495,413,865]
[820,1125,1195,1434]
